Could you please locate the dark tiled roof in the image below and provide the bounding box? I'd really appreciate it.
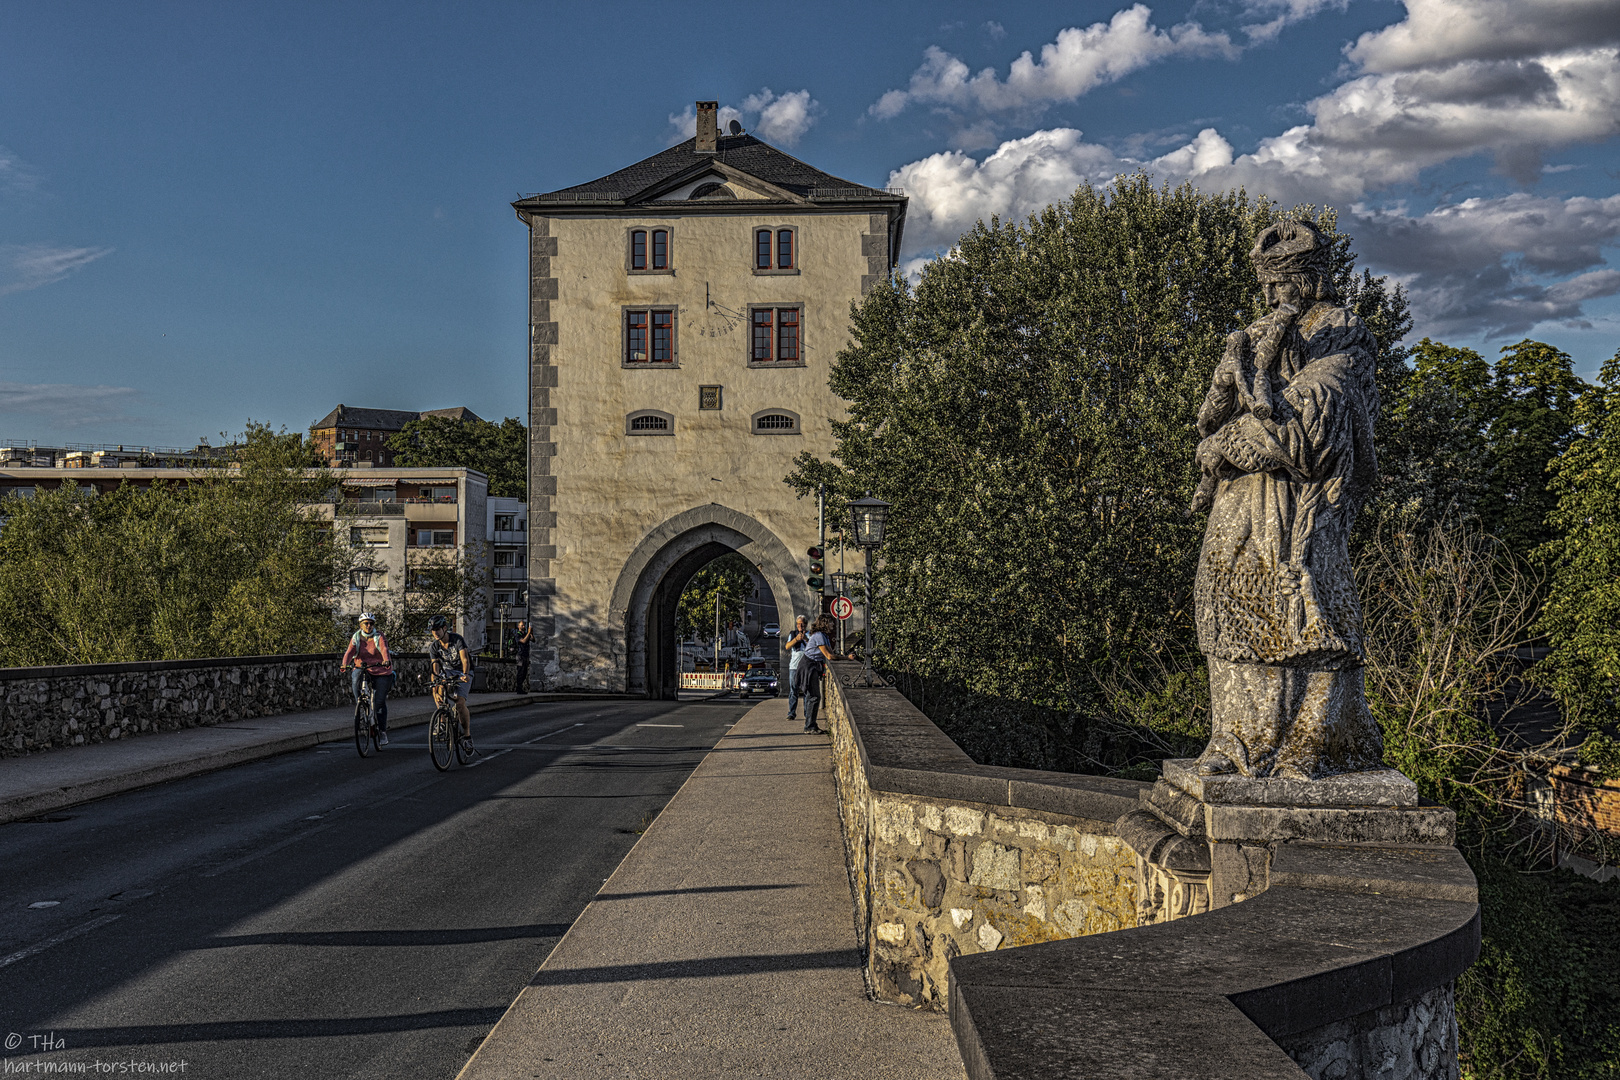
[518,135,899,205]
[312,405,480,431]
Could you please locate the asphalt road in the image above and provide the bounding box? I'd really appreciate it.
[0,694,757,1079]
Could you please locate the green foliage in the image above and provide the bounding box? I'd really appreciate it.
[1535,349,1620,778]
[1458,847,1620,1080]
[1481,340,1586,557]
[674,553,756,645]
[0,423,350,664]
[386,415,527,498]
[789,175,1408,738]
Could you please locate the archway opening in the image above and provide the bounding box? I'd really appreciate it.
[647,546,784,699]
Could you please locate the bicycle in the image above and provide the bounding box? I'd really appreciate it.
[427,673,472,771]
[353,669,379,759]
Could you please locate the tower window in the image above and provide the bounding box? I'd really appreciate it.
[748,306,803,364]
[751,410,801,434]
[626,410,675,435]
[625,309,676,364]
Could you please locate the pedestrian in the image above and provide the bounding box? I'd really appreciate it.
[797,614,836,735]
[783,615,809,723]
[514,619,532,692]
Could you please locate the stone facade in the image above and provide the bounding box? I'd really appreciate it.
[0,654,524,756]
[513,123,905,696]
[1280,982,1460,1080]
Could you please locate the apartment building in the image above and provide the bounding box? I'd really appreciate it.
[487,496,528,649]
[310,405,483,466]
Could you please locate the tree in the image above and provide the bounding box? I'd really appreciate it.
[1534,348,1620,777]
[788,175,1411,721]
[1480,340,1586,559]
[0,423,351,664]
[386,415,527,498]
[675,554,756,646]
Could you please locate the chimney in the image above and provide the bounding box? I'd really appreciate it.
[695,101,718,154]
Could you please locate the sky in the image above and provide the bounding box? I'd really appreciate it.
[1,0,1618,449]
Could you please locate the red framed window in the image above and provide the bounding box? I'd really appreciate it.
[755,229,772,270]
[652,310,673,361]
[631,230,647,270]
[777,229,793,269]
[777,308,798,361]
[626,309,675,363]
[751,308,800,362]
[752,309,773,360]
[651,229,668,270]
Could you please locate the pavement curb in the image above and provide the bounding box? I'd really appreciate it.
[0,692,630,825]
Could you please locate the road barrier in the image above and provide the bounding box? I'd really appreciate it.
[679,672,741,691]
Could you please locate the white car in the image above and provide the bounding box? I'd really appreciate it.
[762,623,780,637]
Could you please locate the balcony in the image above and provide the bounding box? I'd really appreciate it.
[405,502,458,523]
[491,529,526,544]
[336,500,406,517]
[493,566,528,582]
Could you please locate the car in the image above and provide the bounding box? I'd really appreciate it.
[738,669,779,697]
[762,622,780,637]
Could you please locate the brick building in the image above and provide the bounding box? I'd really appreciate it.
[310,405,483,467]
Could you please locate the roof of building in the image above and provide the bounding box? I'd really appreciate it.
[312,405,482,431]
[515,134,904,208]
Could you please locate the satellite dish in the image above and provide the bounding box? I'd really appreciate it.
[728,120,742,135]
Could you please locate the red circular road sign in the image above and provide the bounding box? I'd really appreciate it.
[831,597,855,620]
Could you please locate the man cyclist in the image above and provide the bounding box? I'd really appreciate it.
[428,615,476,756]
[341,613,394,745]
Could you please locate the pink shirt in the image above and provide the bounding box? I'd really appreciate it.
[341,631,393,676]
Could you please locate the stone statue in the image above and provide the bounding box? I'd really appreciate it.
[1188,220,1385,780]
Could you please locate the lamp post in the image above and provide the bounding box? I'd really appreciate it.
[498,600,510,658]
[848,494,890,687]
[348,564,380,623]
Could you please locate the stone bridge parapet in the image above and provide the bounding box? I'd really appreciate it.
[0,653,525,756]
[822,662,1479,1080]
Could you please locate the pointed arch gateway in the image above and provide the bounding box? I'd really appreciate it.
[610,504,816,699]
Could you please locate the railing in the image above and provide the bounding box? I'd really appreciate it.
[491,529,526,544]
[492,566,526,581]
[680,672,741,691]
[336,500,406,516]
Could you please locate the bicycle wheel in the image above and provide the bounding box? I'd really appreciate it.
[354,699,375,758]
[429,708,454,771]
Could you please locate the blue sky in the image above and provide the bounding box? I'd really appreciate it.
[1,0,1617,447]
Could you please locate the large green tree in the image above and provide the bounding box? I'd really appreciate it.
[674,553,756,645]
[1480,340,1586,558]
[385,415,527,498]
[1535,348,1620,777]
[0,424,351,664]
[789,175,1409,719]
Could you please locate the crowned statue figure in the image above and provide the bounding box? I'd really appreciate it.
[1189,219,1386,780]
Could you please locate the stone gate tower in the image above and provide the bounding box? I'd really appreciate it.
[513,102,907,695]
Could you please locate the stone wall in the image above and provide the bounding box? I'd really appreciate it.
[821,663,1479,1080]
[822,664,1145,1008]
[0,653,524,756]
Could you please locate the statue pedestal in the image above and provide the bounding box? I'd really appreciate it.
[1117,759,1457,924]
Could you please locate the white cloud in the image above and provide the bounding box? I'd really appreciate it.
[871,6,1237,121]
[0,382,139,427]
[0,146,39,193]
[1347,0,1620,72]
[0,244,114,297]
[1241,0,1350,45]
[667,88,821,146]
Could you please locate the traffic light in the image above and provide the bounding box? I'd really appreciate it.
[806,546,824,590]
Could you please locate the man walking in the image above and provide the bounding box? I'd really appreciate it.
[783,615,808,724]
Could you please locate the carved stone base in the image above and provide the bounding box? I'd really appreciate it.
[1119,761,1458,921]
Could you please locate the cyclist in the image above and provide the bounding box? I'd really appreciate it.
[427,615,476,756]
[341,613,394,746]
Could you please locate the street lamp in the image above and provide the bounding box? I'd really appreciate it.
[848,494,890,686]
[349,564,380,622]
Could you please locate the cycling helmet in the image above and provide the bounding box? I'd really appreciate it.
[358,612,376,624]
[428,615,448,631]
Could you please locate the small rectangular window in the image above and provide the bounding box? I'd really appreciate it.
[433,530,455,546]
[756,229,772,270]
[652,229,668,270]
[652,311,673,362]
[777,308,799,361]
[494,551,515,566]
[631,230,647,270]
[777,229,793,269]
[752,309,773,361]
[627,310,648,362]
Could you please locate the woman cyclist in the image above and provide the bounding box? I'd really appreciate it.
[341,613,395,745]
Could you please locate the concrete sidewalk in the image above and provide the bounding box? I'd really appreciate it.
[0,689,600,825]
[459,699,966,1080]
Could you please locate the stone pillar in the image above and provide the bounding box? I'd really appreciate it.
[1120,759,1456,922]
